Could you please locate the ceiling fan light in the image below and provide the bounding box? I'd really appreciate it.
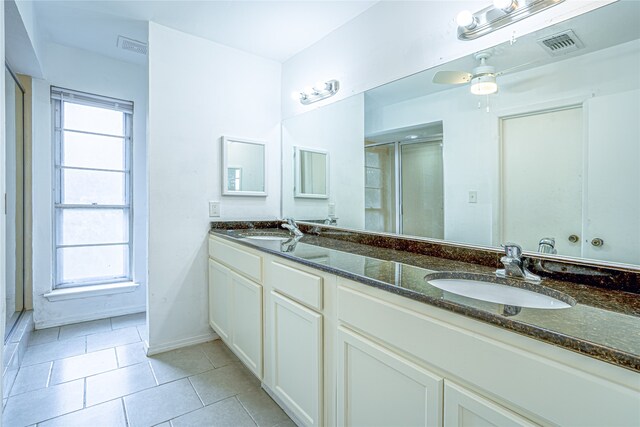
[470,75,498,95]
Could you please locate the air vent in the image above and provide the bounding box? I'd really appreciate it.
[117,36,148,55]
[537,30,584,56]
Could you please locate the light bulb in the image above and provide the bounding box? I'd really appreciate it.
[314,81,328,92]
[493,0,517,12]
[304,86,314,95]
[456,10,475,28]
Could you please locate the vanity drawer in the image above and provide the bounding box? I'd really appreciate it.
[209,238,262,283]
[268,260,323,310]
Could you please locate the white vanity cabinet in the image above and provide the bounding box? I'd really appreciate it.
[208,238,263,379]
[444,382,537,427]
[263,258,336,427]
[336,326,443,427]
[336,278,640,427]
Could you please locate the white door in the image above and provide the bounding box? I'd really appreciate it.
[208,259,231,342]
[270,291,323,427]
[337,326,443,427]
[583,90,640,264]
[230,271,263,379]
[501,107,583,256]
[444,382,538,427]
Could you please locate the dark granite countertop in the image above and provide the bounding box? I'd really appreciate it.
[209,223,640,372]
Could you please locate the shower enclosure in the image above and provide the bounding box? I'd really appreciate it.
[5,63,26,340]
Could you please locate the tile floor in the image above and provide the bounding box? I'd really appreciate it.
[2,313,295,427]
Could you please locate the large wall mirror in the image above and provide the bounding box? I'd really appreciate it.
[222,136,267,196]
[283,1,640,268]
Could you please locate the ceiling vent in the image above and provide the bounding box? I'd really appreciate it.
[117,36,148,55]
[537,30,584,56]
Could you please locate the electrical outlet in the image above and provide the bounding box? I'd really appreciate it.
[328,203,336,216]
[468,191,478,204]
[209,201,220,217]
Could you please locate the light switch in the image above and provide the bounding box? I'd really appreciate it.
[328,203,336,216]
[468,191,477,204]
[209,201,220,217]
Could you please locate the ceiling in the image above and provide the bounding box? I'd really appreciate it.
[33,1,379,64]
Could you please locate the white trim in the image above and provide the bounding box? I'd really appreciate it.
[145,331,218,356]
[43,281,140,302]
[34,305,146,329]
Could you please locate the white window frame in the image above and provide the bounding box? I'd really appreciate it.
[51,87,134,289]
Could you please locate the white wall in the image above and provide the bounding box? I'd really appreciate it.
[282,94,365,227]
[364,40,640,247]
[32,41,148,328]
[147,22,281,353]
[281,0,613,119]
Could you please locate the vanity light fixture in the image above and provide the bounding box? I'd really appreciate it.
[456,0,565,41]
[294,79,340,105]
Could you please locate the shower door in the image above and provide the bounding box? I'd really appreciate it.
[5,65,26,340]
[365,140,444,239]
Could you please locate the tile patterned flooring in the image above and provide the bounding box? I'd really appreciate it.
[2,313,294,427]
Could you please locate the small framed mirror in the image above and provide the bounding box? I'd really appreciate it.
[294,146,329,199]
[222,136,267,196]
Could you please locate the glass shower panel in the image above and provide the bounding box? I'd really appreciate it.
[365,144,396,233]
[5,67,25,339]
[401,141,444,239]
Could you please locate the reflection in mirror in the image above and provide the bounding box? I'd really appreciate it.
[365,122,444,238]
[295,147,329,198]
[282,94,364,227]
[283,1,640,267]
[222,136,266,196]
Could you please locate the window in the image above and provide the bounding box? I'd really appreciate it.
[52,87,134,288]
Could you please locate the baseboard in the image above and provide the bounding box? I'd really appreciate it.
[145,331,219,356]
[261,384,303,427]
[34,305,146,329]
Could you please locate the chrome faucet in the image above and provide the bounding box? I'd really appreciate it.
[323,216,338,226]
[496,243,541,283]
[537,237,557,254]
[281,218,303,238]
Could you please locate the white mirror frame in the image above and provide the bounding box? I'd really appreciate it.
[294,146,329,199]
[222,136,267,197]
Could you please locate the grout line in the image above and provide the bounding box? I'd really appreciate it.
[83,377,87,408]
[235,395,260,427]
[46,360,54,387]
[148,360,160,386]
[121,397,131,427]
[187,376,206,407]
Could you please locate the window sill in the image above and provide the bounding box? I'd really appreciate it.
[44,282,140,302]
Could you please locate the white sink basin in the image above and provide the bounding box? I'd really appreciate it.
[245,236,290,242]
[427,278,572,309]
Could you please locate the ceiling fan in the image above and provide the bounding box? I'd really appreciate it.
[432,52,499,95]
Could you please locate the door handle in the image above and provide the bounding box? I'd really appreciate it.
[568,234,579,243]
[591,238,604,247]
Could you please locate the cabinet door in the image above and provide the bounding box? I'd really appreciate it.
[444,382,538,427]
[270,291,323,427]
[230,270,263,379]
[208,259,231,342]
[337,326,443,427]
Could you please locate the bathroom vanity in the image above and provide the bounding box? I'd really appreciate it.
[207,222,639,427]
